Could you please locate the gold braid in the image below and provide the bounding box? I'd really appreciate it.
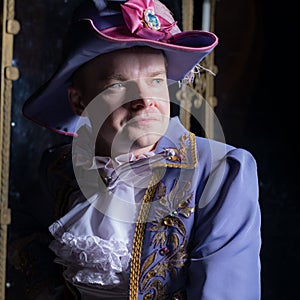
[129,168,164,299]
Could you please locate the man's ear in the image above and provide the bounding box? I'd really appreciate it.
[68,86,85,116]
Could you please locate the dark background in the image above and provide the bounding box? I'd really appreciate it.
[214,1,299,299]
[5,0,299,299]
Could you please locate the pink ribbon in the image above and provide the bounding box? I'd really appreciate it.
[121,0,176,41]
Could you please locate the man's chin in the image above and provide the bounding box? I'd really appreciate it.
[110,133,161,157]
[110,121,169,155]
[130,126,167,143]
[134,135,160,148]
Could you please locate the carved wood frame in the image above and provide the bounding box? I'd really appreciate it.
[0,0,19,298]
[180,0,217,138]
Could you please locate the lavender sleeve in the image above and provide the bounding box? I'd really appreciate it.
[187,148,261,300]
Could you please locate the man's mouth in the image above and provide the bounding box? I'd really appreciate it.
[128,114,161,126]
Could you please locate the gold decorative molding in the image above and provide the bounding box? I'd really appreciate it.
[201,0,218,139]
[182,0,194,32]
[180,0,194,130]
[179,0,218,138]
[0,0,19,298]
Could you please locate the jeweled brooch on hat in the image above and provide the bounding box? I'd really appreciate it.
[143,8,160,30]
[121,0,177,41]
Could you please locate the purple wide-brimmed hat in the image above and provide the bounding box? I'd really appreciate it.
[22,0,218,136]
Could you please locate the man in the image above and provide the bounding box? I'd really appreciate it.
[16,0,261,299]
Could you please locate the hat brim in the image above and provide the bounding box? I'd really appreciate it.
[22,19,218,136]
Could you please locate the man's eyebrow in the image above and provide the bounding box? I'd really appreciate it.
[102,74,127,81]
[148,70,167,77]
[100,70,167,81]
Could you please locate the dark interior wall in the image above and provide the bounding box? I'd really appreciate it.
[214,1,299,299]
[5,0,299,299]
[6,1,79,298]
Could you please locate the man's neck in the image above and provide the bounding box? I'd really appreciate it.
[95,143,156,159]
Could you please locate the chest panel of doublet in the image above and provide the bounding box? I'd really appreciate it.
[136,172,197,299]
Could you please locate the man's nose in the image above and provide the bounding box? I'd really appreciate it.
[125,80,155,110]
[130,97,155,110]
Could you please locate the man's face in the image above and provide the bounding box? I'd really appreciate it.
[69,47,170,157]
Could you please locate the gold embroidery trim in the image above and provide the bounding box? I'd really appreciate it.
[153,132,198,169]
[129,169,164,300]
[129,132,197,299]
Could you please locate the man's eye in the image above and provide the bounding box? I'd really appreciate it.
[110,83,124,89]
[151,78,163,86]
